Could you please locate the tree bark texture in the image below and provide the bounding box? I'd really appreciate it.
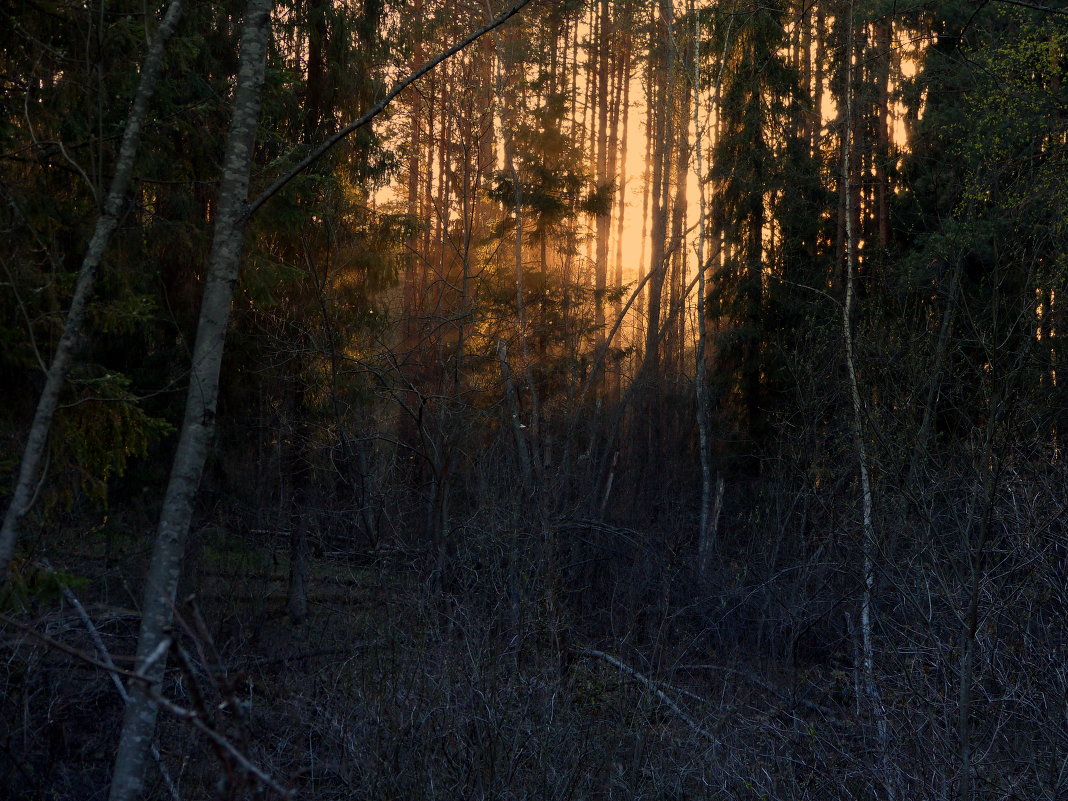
[107,3,272,799]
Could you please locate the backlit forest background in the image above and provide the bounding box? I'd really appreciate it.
[2,0,1067,799]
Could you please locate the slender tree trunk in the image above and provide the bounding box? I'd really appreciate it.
[107,4,272,799]
[643,0,675,384]
[404,0,425,337]
[0,0,185,584]
[668,84,690,376]
[285,382,311,625]
[694,2,734,577]
[814,5,825,160]
[612,42,631,394]
[495,22,542,490]
[694,4,714,575]
[498,339,532,490]
[908,259,961,490]
[801,2,813,153]
[875,18,892,250]
[287,508,310,624]
[435,82,451,316]
[635,49,653,371]
[742,34,764,445]
[594,0,612,341]
[841,12,896,798]
[957,442,1000,801]
[304,0,329,140]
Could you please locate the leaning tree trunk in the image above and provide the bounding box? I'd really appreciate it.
[0,0,185,585]
[107,3,272,800]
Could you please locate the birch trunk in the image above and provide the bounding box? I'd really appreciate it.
[107,3,272,799]
[841,11,896,798]
[0,0,185,584]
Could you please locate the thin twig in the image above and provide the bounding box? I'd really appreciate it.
[0,612,142,679]
[148,690,290,798]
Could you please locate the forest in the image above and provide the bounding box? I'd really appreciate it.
[1,0,1066,798]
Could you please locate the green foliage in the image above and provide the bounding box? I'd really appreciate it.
[956,14,1068,228]
[50,372,173,511]
[0,561,88,613]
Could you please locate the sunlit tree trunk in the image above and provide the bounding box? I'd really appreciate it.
[634,44,654,374]
[404,0,425,338]
[801,1,814,153]
[814,4,825,160]
[643,0,676,385]
[594,0,612,342]
[874,17,892,249]
[668,83,690,376]
[611,40,632,395]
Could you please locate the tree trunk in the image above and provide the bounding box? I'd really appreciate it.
[611,41,631,395]
[287,515,310,624]
[634,43,654,372]
[668,82,690,376]
[0,0,185,585]
[107,3,272,799]
[404,0,425,338]
[875,18,892,250]
[840,11,896,797]
[642,0,676,385]
[693,3,719,578]
[594,0,612,341]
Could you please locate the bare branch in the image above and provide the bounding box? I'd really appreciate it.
[245,0,537,219]
[577,648,719,745]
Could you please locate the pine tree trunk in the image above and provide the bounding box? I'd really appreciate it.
[612,42,631,395]
[404,0,425,338]
[814,6,825,160]
[107,3,272,799]
[694,5,715,577]
[635,44,654,371]
[875,18,892,250]
[643,0,676,385]
[594,0,612,342]
[668,84,690,376]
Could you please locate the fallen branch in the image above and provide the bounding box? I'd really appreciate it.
[577,648,719,745]
[57,578,182,801]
